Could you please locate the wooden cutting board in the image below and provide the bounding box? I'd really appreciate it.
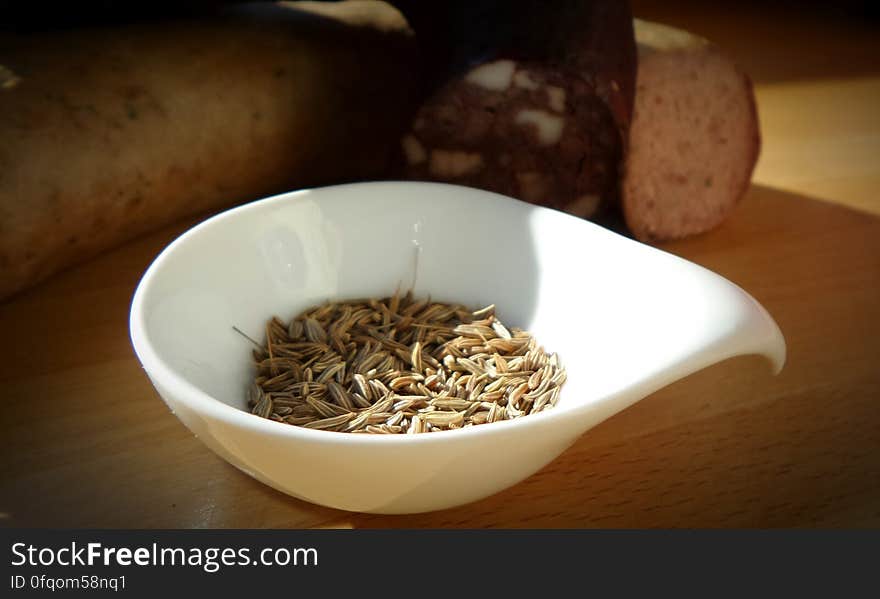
[0,181,877,528]
[2,1,879,528]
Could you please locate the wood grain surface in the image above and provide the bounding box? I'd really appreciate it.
[1,2,878,528]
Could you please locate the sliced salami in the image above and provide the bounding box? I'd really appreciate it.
[389,0,637,220]
[401,60,621,218]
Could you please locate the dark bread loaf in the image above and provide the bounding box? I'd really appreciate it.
[622,20,760,241]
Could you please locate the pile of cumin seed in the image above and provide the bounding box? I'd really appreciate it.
[245,290,566,434]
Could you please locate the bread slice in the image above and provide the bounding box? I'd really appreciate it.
[622,20,760,242]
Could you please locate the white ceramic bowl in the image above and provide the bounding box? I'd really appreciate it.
[130,181,785,514]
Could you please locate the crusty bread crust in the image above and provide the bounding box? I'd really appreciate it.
[622,20,760,241]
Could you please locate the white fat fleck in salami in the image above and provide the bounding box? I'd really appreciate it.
[429,149,484,178]
[401,134,427,165]
[465,60,516,91]
[546,86,567,112]
[513,70,539,90]
[514,109,565,145]
[0,64,21,89]
[567,194,601,218]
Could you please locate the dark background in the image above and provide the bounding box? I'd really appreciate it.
[2,0,879,29]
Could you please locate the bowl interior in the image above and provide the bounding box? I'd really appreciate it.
[133,182,761,418]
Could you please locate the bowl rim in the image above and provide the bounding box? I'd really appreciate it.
[129,180,650,445]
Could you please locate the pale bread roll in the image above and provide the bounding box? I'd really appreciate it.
[0,2,416,300]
